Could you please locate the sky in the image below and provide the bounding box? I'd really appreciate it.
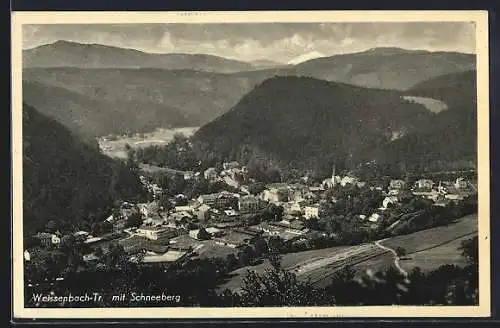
[22,22,476,64]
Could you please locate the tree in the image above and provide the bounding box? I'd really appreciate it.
[253,237,268,257]
[396,247,407,259]
[197,227,212,241]
[267,246,282,270]
[158,192,175,213]
[125,213,143,228]
[45,220,58,233]
[248,182,266,195]
[237,261,334,306]
[94,246,104,258]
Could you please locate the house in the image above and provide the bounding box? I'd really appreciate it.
[189,229,201,239]
[183,171,195,180]
[112,218,128,232]
[382,196,399,209]
[357,181,367,188]
[143,243,170,255]
[73,231,90,239]
[142,250,188,264]
[262,187,289,203]
[445,193,466,202]
[203,167,218,181]
[415,179,434,190]
[35,232,60,246]
[143,215,165,227]
[223,161,240,170]
[214,231,256,248]
[170,211,194,222]
[340,176,359,187]
[174,205,194,213]
[433,199,451,207]
[119,236,147,253]
[84,236,103,245]
[206,227,224,237]
[223,209,239,217]
[105,214,115,223]
[238,195,264,214]
[454,177,468,189]
[287,200,308,215]
[368,213,381,223]
[136,226,177,241]
[304,205,320,219]
[24,250,31,261]
[389,179,406,190]
[198,192,235,208]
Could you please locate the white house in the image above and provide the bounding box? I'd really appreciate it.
[206,227,224,237]
[136,226,172,241]
[174,205,194,213]
[51,234,61,245]
[454,177,468,189]
[415,179,434,189]
[73,231,90,238]
[304,205,320,219]
[368,213,381,223]
[204,167,218,181]
[389,179,406,190]
[340,176,359,187]
[381,196,399,210]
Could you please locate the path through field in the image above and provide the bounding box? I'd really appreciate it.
[374,239,408,277]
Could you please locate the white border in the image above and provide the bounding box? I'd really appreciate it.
[11,10,490,319]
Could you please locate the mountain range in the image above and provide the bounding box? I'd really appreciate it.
[193,70,477,176]
[22,43,475,137]
[23,40,256,73]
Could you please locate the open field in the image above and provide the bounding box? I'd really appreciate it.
[402,96,448,113]
[98,127,199,159]
[218,214,478,292]
[379,214,477,272]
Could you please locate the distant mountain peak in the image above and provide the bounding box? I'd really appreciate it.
[288,51,327,65]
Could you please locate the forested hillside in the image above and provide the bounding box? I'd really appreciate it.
[22,104,147,235]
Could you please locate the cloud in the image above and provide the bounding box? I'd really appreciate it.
[22,22,476,62]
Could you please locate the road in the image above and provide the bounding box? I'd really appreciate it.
[374,239,408,277]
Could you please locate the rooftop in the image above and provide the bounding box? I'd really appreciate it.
[143,250,187,263]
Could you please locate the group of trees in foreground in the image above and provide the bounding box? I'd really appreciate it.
[25,236,478,307]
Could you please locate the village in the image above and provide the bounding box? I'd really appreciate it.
[25,160,478,284]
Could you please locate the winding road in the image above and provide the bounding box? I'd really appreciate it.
[374,239,408,277]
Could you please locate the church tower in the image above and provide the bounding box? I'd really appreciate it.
[331,164,337,186]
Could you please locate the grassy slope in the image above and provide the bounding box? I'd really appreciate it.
[218,214,477,291]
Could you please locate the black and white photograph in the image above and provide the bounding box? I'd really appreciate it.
[11,11,490,319]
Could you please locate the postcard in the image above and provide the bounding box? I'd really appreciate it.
[11,10,490,319]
